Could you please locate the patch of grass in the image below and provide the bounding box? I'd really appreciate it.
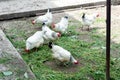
[0,58,10,64]
[0,72,4,78]
[4,17,120,80]
[96,17,106,23]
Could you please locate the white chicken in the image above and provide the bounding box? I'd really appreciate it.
[25,31,44,52]
[42,23,61,43]
[51,16,68,34]
[48,42,78,64]
[32,9,52,25]
[81,13,99,31]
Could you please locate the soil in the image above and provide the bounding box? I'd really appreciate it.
[44,59,83,73]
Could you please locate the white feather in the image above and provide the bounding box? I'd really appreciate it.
[26,31,44,50]
[82,13,99,26]
[51,44,77,63]
[42,25,60,42]
[52,17,68,33]
[34,9,52,24]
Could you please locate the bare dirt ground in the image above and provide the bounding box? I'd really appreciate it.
[44,59,84,73]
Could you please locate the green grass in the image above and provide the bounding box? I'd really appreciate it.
[4,19,120,80]
[0,58,10,64]
[0,72,4,78]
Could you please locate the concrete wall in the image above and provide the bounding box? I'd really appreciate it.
[112,0,120,5]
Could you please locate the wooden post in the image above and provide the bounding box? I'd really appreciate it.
[106,0,111,80]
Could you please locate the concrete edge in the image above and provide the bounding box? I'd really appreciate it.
[0,29,36,79]
[0,1,106,21]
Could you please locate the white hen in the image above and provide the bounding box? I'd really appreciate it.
[42,23,61,43]
[81,13,99,31]
[48,42,78,64]
[32,9,52,25]
[25,31,44,52]
[51,16,68,34]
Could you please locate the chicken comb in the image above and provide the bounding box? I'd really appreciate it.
[51,23,55,28]
[32,20,35,25]
[57,32,61,37]
[96,13,99,17]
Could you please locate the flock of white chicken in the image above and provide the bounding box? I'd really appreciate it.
[25,8,99,65]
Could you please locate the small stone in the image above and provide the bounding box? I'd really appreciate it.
[24,72,28,78]
[2,71,13,76]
